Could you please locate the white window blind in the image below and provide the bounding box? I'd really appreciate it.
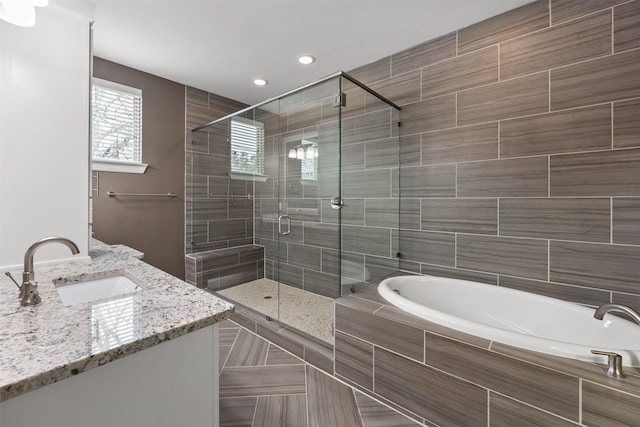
[92,78,142,163]
[91,297,138,352]
[230,117,264,175]
[301,141,318,181]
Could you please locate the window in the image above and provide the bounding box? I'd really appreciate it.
[230,117,264,177]
[300,140,318,181]
[91,78,147,173]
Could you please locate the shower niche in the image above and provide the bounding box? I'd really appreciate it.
[186,72,400,346]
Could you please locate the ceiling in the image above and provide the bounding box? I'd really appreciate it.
[88,0,533,105]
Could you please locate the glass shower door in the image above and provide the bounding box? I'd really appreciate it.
[253,99,282,322]
[273,77,342,344]
[190,72,400,348]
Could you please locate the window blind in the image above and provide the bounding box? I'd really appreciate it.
[301,144,317,181]
[92,78,142,163]
[91,297,137,352]
[230,117,264,175]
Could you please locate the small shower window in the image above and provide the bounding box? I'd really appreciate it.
[230,117,265,176]
[91,78,147,174]
[300,139,317,181]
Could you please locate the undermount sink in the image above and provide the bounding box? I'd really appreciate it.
[55,274,142,306]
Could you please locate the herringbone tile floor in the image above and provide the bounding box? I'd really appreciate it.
[218,319,421,427]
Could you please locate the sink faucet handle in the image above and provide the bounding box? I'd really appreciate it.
[591,350,625,378]
[4,271,25,299]
[5,272,21,290]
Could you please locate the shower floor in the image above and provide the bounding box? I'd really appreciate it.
[217,278,334,345]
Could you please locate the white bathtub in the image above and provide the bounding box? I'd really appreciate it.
[378,275,640,367]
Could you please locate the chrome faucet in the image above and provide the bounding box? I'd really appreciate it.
[13,237,80,306]
[594,303,640,325]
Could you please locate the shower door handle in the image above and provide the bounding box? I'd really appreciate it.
[278,215,291,235]
[330,195,343,210]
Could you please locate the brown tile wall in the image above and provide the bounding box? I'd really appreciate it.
[185,87,250,256]
[349,0,640,308]
[335,293,640,427]
[338,0,640,425]
[254,78,401,298]
[185,245,264,291]
[186,77,400,298]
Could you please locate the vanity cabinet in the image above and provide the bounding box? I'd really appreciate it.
[0,324,219,427]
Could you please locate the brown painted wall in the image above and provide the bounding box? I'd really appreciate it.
[92,57,186,279]
[349,0,640,309]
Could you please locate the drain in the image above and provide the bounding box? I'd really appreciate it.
[264,295,273,299]
[393,289,400,295]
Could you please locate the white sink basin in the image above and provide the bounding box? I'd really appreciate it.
[56,275,141,306]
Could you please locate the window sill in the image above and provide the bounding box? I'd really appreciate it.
[93,159,148,174]
[229,172,269,182]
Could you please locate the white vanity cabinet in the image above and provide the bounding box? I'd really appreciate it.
[0,324,220,427]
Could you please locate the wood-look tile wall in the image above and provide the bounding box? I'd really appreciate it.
[185,87,250,257]
[185,245,263,291]
[335,1,640,425]
[335,292,640,427]
[349,0,640,307]
[254,79,401,298]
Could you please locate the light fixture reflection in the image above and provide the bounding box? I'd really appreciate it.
[253,78,268,86]
[289,142,319,161]
[306,145,315,159]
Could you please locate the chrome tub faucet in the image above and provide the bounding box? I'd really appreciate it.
[591,303,640,378]
[594,303,640,325]
[7,237,80,306]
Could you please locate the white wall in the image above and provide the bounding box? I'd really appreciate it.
[0,5,92,269]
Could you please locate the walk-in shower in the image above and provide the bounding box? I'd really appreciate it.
[186,71,400,346]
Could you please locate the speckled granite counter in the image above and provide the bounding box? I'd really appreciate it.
[0,240,233,402]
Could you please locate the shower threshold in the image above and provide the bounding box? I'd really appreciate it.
[217,278,334,345]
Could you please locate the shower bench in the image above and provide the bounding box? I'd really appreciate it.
[185,244,264,291]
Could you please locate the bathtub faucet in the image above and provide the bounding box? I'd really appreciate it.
[593,303,640,325]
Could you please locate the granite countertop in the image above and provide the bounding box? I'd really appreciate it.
[0,240,234,402]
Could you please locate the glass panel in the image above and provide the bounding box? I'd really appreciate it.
[186,73,400,351]
[186,119,231,255]
[339,76,401,295]
[276,76,341,346]
[253,99,282,323]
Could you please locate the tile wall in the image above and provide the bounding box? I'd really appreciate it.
[334,289,640,427]
[329,1,640,425]
[185,87,250,255]
[348,0,640,307]
[185,245,264,291]
[253,79,401,298]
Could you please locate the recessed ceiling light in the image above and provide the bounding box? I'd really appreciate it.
[253,78,268,86]
[297,55,316,65]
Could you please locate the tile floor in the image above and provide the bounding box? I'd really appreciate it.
[218,279,334,344]
[218,318,421,427]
